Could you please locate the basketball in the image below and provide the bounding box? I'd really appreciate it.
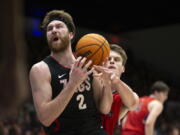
[75,33,110,67]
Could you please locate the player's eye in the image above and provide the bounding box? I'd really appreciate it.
[56,24,64,29]
[114,57,121,62]
[47,26,53,31]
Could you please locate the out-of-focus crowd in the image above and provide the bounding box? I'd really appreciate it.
[0,99,46,135]
[1,94,180,135]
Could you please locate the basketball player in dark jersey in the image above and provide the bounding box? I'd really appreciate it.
[29,10,113,135]
[94,44,139,135]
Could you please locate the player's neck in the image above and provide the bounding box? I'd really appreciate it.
[112,89,117,93]
[149,94,157,100]
[51,48,76,67]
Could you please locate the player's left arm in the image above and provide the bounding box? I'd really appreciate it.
[92,67,113,114]
[112,77,139,110]
[119,104,129,120]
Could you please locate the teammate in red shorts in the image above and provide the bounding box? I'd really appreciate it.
[94,44,139,135]
[121,81,170,135]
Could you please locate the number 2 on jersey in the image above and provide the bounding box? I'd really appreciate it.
[77,94,87,110]
[60,79,87,110]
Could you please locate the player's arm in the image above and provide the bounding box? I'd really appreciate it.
[92,67,113,114]
[119,104,129,120]
[112,77,139,110]
[29,62,78,126]
[145,100,163,135]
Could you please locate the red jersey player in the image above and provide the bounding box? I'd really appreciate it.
[94,44,139,135]
[121,81,170,135]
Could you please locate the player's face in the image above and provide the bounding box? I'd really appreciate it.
[46,20,71,52]
[106,50,125,76]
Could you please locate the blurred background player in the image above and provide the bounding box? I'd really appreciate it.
[94,44,139,135]
[29,10,113,135]
[121,80,170,135]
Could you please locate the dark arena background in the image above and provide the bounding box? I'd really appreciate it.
[0,0,180,134]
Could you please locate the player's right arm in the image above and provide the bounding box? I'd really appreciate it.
[29,61,78,127]
[145,100,163,135]
[29,57,92,127]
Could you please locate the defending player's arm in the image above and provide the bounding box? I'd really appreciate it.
[29,57,93,126]
[145,100,163,135]
[119,104,129,120]
[111,75,139,110]
[93,66,113,114]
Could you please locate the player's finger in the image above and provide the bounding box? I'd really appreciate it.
[79,57,87,68]
[93,65,105,73]
[74,56,82,67]
[87,67,94,75]
[83,60,92,71]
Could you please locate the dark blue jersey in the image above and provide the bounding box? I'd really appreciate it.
[42,56,104,135]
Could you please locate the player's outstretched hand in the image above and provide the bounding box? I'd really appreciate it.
[69,56,94,87]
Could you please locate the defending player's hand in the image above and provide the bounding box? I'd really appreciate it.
[93,65,113,85]
[69,56,94,87]
[93,65,120,88]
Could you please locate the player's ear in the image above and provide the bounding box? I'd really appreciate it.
[122,66,125,73]
[69,32,74,40]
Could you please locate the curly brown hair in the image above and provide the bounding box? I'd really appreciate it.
[41,10,76,34]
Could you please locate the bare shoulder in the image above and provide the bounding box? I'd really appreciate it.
[30,61,48,73]
[148,100,163,113]
[29,61,50,80]
[149,100,163,107]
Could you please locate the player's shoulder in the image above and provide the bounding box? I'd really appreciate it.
[29,61,49,76]
[31,61,48,70]
[148,100,163,111]
[150,99,162,104]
